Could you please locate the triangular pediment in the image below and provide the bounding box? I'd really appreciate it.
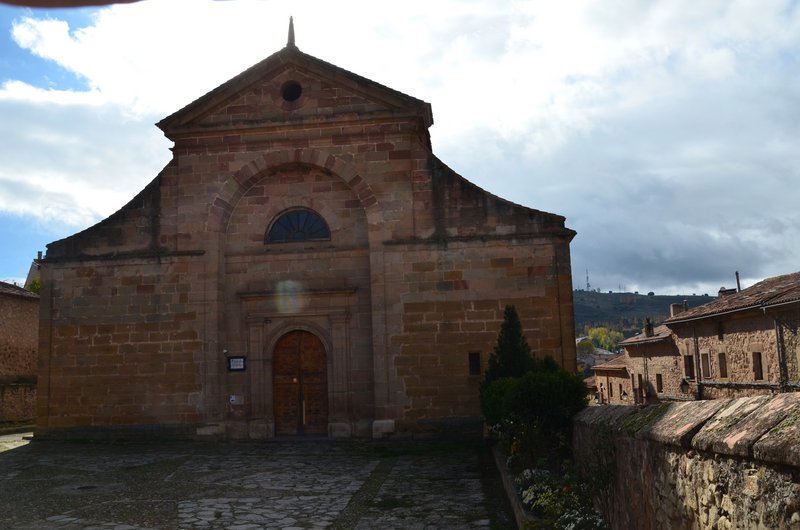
[158,45,432,138]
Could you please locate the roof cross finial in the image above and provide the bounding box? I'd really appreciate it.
[287,16,296,48]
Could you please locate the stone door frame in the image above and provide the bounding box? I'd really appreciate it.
[241,289,355,438]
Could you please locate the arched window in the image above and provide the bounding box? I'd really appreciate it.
[266,208,331,243]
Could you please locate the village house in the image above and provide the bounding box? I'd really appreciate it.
[594,271,800,406]
[0,281,38,426]
[665,271,800,400]
[37,23,577,440]
[593,321,684,405]
[592,355,630,405]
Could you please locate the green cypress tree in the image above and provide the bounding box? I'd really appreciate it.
[483,305,535,389]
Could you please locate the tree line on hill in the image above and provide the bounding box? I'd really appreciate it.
[573,289,713,338]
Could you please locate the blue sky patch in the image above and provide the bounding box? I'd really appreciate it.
[0,212,72,283]
[0,5,95,91]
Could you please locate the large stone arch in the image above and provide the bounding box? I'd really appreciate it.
[207,148,380,233]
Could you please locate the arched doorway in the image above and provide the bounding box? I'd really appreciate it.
[272,330,329,435]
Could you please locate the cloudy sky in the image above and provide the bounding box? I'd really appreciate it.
[1,0,799,295]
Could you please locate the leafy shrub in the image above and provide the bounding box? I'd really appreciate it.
[555,507,609,530]
[514,468,551,491]
[518,466,582,518]
[506,369,589,438]
[515,466,608,529]
[485,364,589,469]
[480,377,517,426]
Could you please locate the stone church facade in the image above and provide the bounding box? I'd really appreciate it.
[37,29,577,440]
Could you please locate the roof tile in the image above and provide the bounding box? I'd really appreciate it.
[0,280,38,300]
[666,271,800,323]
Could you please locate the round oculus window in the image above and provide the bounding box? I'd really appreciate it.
[281,81,302,102]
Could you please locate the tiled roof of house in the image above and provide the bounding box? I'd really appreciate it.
[593,356,629,373]
[0,280,38,300]
[620,324,672,346]
[666,271,800,323]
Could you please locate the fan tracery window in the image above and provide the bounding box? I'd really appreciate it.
[266,208,330,243]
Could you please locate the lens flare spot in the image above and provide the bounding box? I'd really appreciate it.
[275,280,306,314]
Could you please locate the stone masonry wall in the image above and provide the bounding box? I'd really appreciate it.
[0,290,38,423]
[37,256,206,436]
[574,394,800,529]
[627,339,684,402]
[387,237,575,427]
[671,312,787,399]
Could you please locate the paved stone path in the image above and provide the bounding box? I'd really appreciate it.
[0,436,514,529]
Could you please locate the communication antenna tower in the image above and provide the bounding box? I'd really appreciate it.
[586,268,591,291]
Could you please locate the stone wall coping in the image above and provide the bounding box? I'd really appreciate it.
[692,395,776,457]
[639,400,727,447]
[492,444,535,529]
[753,394,800,467]
[573,403,639,429]
[43,249,205,264]
[575,394,800,468]
[384,230,575,246]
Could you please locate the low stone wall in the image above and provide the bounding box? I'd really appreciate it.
[573,394,800,530]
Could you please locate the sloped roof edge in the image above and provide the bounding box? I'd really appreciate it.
[666,271,800,324]
[157,44,433,134]
[593,356,629,373]
[620,324,672,346]
[430,155,576,237]
[0,280,38,300]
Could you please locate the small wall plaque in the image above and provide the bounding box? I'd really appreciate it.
[227,356,246,372]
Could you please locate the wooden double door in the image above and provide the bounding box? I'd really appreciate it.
[273,330,329,435]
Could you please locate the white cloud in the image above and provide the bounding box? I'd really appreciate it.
[0,79,101,104]
[2,0,800,293]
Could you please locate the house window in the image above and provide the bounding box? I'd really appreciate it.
[718,352,728,378]
[609,382,613,398]
[684,356,695,379]
[717,322,724,341]
[468,352,481,376]
[752,351,764,380]
[656,374,663,393]
[701,353,710,380]
[266,208,330,243]
[618,383,623,398]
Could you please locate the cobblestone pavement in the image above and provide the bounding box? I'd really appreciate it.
[0,435,514,529]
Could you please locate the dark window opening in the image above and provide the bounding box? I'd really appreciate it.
[266,209,330,243]
[637,373,644,401]
[752,351,764,380]
[701,353,710,380]
[656,374,663,393]
[282,81,302,102]
[468,352,481,376]
[718,352,728,378]
[684,356,695,379]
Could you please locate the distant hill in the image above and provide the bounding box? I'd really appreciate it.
[572,290,714,337]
